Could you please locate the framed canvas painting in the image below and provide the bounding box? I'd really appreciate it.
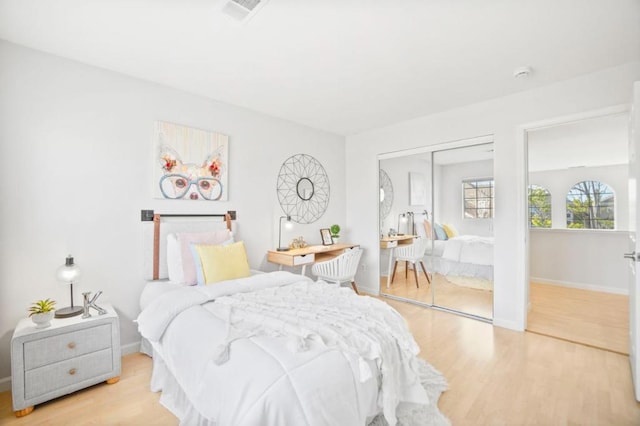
[409,172,426,206]
[154,121,229,201]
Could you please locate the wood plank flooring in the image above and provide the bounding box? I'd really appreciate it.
[527,282,629,354]
[381,272,493,319]
[1,298,639,425]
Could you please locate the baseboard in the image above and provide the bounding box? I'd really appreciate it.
[122,341,141,355]
[492,317,524,332]
[0,375,10,392]
[531,277,628,295]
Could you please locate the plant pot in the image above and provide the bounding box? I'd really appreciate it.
[31,311,54,329]
[332,237,340,244]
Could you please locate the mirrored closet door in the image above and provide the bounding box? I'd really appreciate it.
[379,140,494,321]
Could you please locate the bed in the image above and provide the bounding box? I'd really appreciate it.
[419,220,493,290]
[137,213,449,425]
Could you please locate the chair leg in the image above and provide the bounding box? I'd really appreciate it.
[391,261,399,283]
[412,262,420,288]
[405,261,408,279]
[351,280,359,295]
[419,261,431,284]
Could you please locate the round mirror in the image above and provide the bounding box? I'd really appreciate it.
[277,154,330,224]
[296,178,315,201]
[379,169,393,219]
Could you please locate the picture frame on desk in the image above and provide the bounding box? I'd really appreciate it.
[320,228,333,245]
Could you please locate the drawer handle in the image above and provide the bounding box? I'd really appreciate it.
[68,368,76,375]
[68,342,76,349]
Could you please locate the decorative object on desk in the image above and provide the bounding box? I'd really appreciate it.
[320,228,333,245]
[277,154,330,224]
[82,291,107,319]
[379,169,393,219]
[289,236,308,250]
[28,298,56,329]
[55,255,83,318]
[277,215,293,251]
[154,120,229,201]
[409,172,427,206]
[330,224,340,243]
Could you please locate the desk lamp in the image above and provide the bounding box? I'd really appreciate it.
[54,255,83,318]
[277,216,293,251]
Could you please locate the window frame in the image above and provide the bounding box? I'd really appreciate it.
[528,184,552,228]
[565,180,615,230]
[462,177,494,219]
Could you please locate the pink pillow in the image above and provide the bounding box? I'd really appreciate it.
[178,230,232,285]
[423,220,433,240]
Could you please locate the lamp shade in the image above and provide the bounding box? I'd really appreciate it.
[54,255,83,318]
[56,255,81,284]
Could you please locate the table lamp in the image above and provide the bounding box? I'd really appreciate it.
[54,255,83,318]
[277,215,293,251]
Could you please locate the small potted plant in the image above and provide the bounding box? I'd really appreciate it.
[330,224,341,243]
[29,298,56,329]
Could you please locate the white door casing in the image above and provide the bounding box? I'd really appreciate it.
[627,81,640,401]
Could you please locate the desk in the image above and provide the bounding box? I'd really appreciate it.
[380,235,416,288]
[267,243,359,275]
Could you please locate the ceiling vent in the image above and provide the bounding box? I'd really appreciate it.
[221,0,268,21]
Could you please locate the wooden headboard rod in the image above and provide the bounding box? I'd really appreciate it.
[151,212,234,280]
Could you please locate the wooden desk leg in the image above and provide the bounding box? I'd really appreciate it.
[386,248,394,288]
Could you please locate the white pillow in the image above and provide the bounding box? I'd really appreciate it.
[166,233,185,284]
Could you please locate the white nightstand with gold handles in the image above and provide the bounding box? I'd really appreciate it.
[11,303,121,417]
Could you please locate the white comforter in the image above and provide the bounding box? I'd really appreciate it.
[137,271,446,426]
[441,235,493,266]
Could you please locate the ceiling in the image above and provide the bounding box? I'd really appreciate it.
[528,112,629,172]
[1,0,638,136]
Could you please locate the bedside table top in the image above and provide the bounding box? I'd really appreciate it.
[13,303,116,339]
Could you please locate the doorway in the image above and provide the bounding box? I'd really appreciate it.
[524,110,630,354]
[379,136,494,321]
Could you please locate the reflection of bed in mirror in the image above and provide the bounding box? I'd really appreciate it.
[418,220,494,291]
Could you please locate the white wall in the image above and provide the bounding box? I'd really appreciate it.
[528,164,628,293]
[0,41,346,384]
[346,61,640,331]
[529,164,628,230]
[379,156,431,236]
[436,159,494,237]
[529,229,628,294]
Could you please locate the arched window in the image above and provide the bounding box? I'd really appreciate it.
[528,184,551,228]
[566,180,615,229]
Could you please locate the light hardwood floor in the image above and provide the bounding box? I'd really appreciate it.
[527,282,629,354]
[1,299,639,425]
[381,272,493,319]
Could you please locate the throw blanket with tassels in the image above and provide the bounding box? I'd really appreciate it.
[137,271,444,426]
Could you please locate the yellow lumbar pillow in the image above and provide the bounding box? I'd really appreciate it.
[196,241,251,284]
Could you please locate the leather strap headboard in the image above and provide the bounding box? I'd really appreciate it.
[145,213,233,281]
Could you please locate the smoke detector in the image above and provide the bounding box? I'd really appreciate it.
[513,66,532,79]
[221,0,269,21]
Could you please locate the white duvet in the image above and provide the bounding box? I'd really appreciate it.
[441,235,493,266]
[137,271,448,426]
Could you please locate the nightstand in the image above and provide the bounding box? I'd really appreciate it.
[11,303,121,417]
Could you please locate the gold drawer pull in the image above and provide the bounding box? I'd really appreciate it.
[68,342,76,349]
[68,368,76,375]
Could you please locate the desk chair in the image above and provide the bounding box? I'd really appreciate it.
[391,238,431,287]
[312,248,363,294]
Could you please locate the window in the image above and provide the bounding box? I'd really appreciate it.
[566,180,615,229]
[528,185,551,228]
[463,178,494,219]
